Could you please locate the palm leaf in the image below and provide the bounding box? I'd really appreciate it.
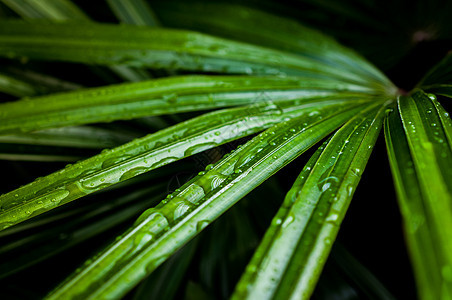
[106,0,160,27]
[0,75,371,135]
[0,96,371,229]
[153,2,391,85]
[0,126,133,161]
[1,1,446,299]
[385,91,452,299]
[1,0,151,82]
[0,185,165,278]
[0,72,39,97]
[232,101,386,299]
[0,0,89,21]
[0,20,390,87]
[422,85,452,99]
[44,100,371,299]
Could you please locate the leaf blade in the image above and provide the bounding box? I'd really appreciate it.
[106,0,160,27]
[45,100,373,300]
[0,20,390,86]
[0,96,371,230]
[232,101,387,300]
[0,75,372,135]
[154,2,393,88]
[386,91,452,299]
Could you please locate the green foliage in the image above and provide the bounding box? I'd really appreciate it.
[0,0,451,299]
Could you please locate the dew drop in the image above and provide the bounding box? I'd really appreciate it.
[173,201,191,221]
[120,166,149,181]
[308,111,319,117]
[326,212,339,224]
[282,215,294,228]
[347,185,354,196]
[196,220,210,232]
[321,182,331,192]
[427,93,437,101]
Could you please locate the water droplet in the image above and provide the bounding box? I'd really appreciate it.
[102,155,132,168]
[120,166,149,181]
[173,201,191,221]
[133,232,153,248]
[282,215,294,228]
[347,185,354,196]
[321,182,331,192]
[134,209,169,234]
[427,93,437,101]
[326,212,339,224]
[196,220,210,231]
[150,156,179,169]
[308,111,319,117]
[184,142,217,156]
[182,184,205,204]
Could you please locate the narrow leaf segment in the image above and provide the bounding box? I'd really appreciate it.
[232,102,387,300]
[386,91,452,299]
[45,101,371,299]
[0,96,372,230]
[0,75,372,135]
[0,20,388,85]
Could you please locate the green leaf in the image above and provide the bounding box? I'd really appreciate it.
[1,0,151,82]
[0,20,390,87]
[154,2,393,88]
[0,96,371,230]
[0,186,165,278]
[0,0,89,21]
[232,101,386,300]
[107,0,160,27]
[422,85,452,99]
[385,91,452,299]
[1,67,82,94]
[0,143,93,162]
[0,75,372,135]
[44,100,371,299]
[0,126,132,161]
[0,126,132,149]
[0,72,40,97]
